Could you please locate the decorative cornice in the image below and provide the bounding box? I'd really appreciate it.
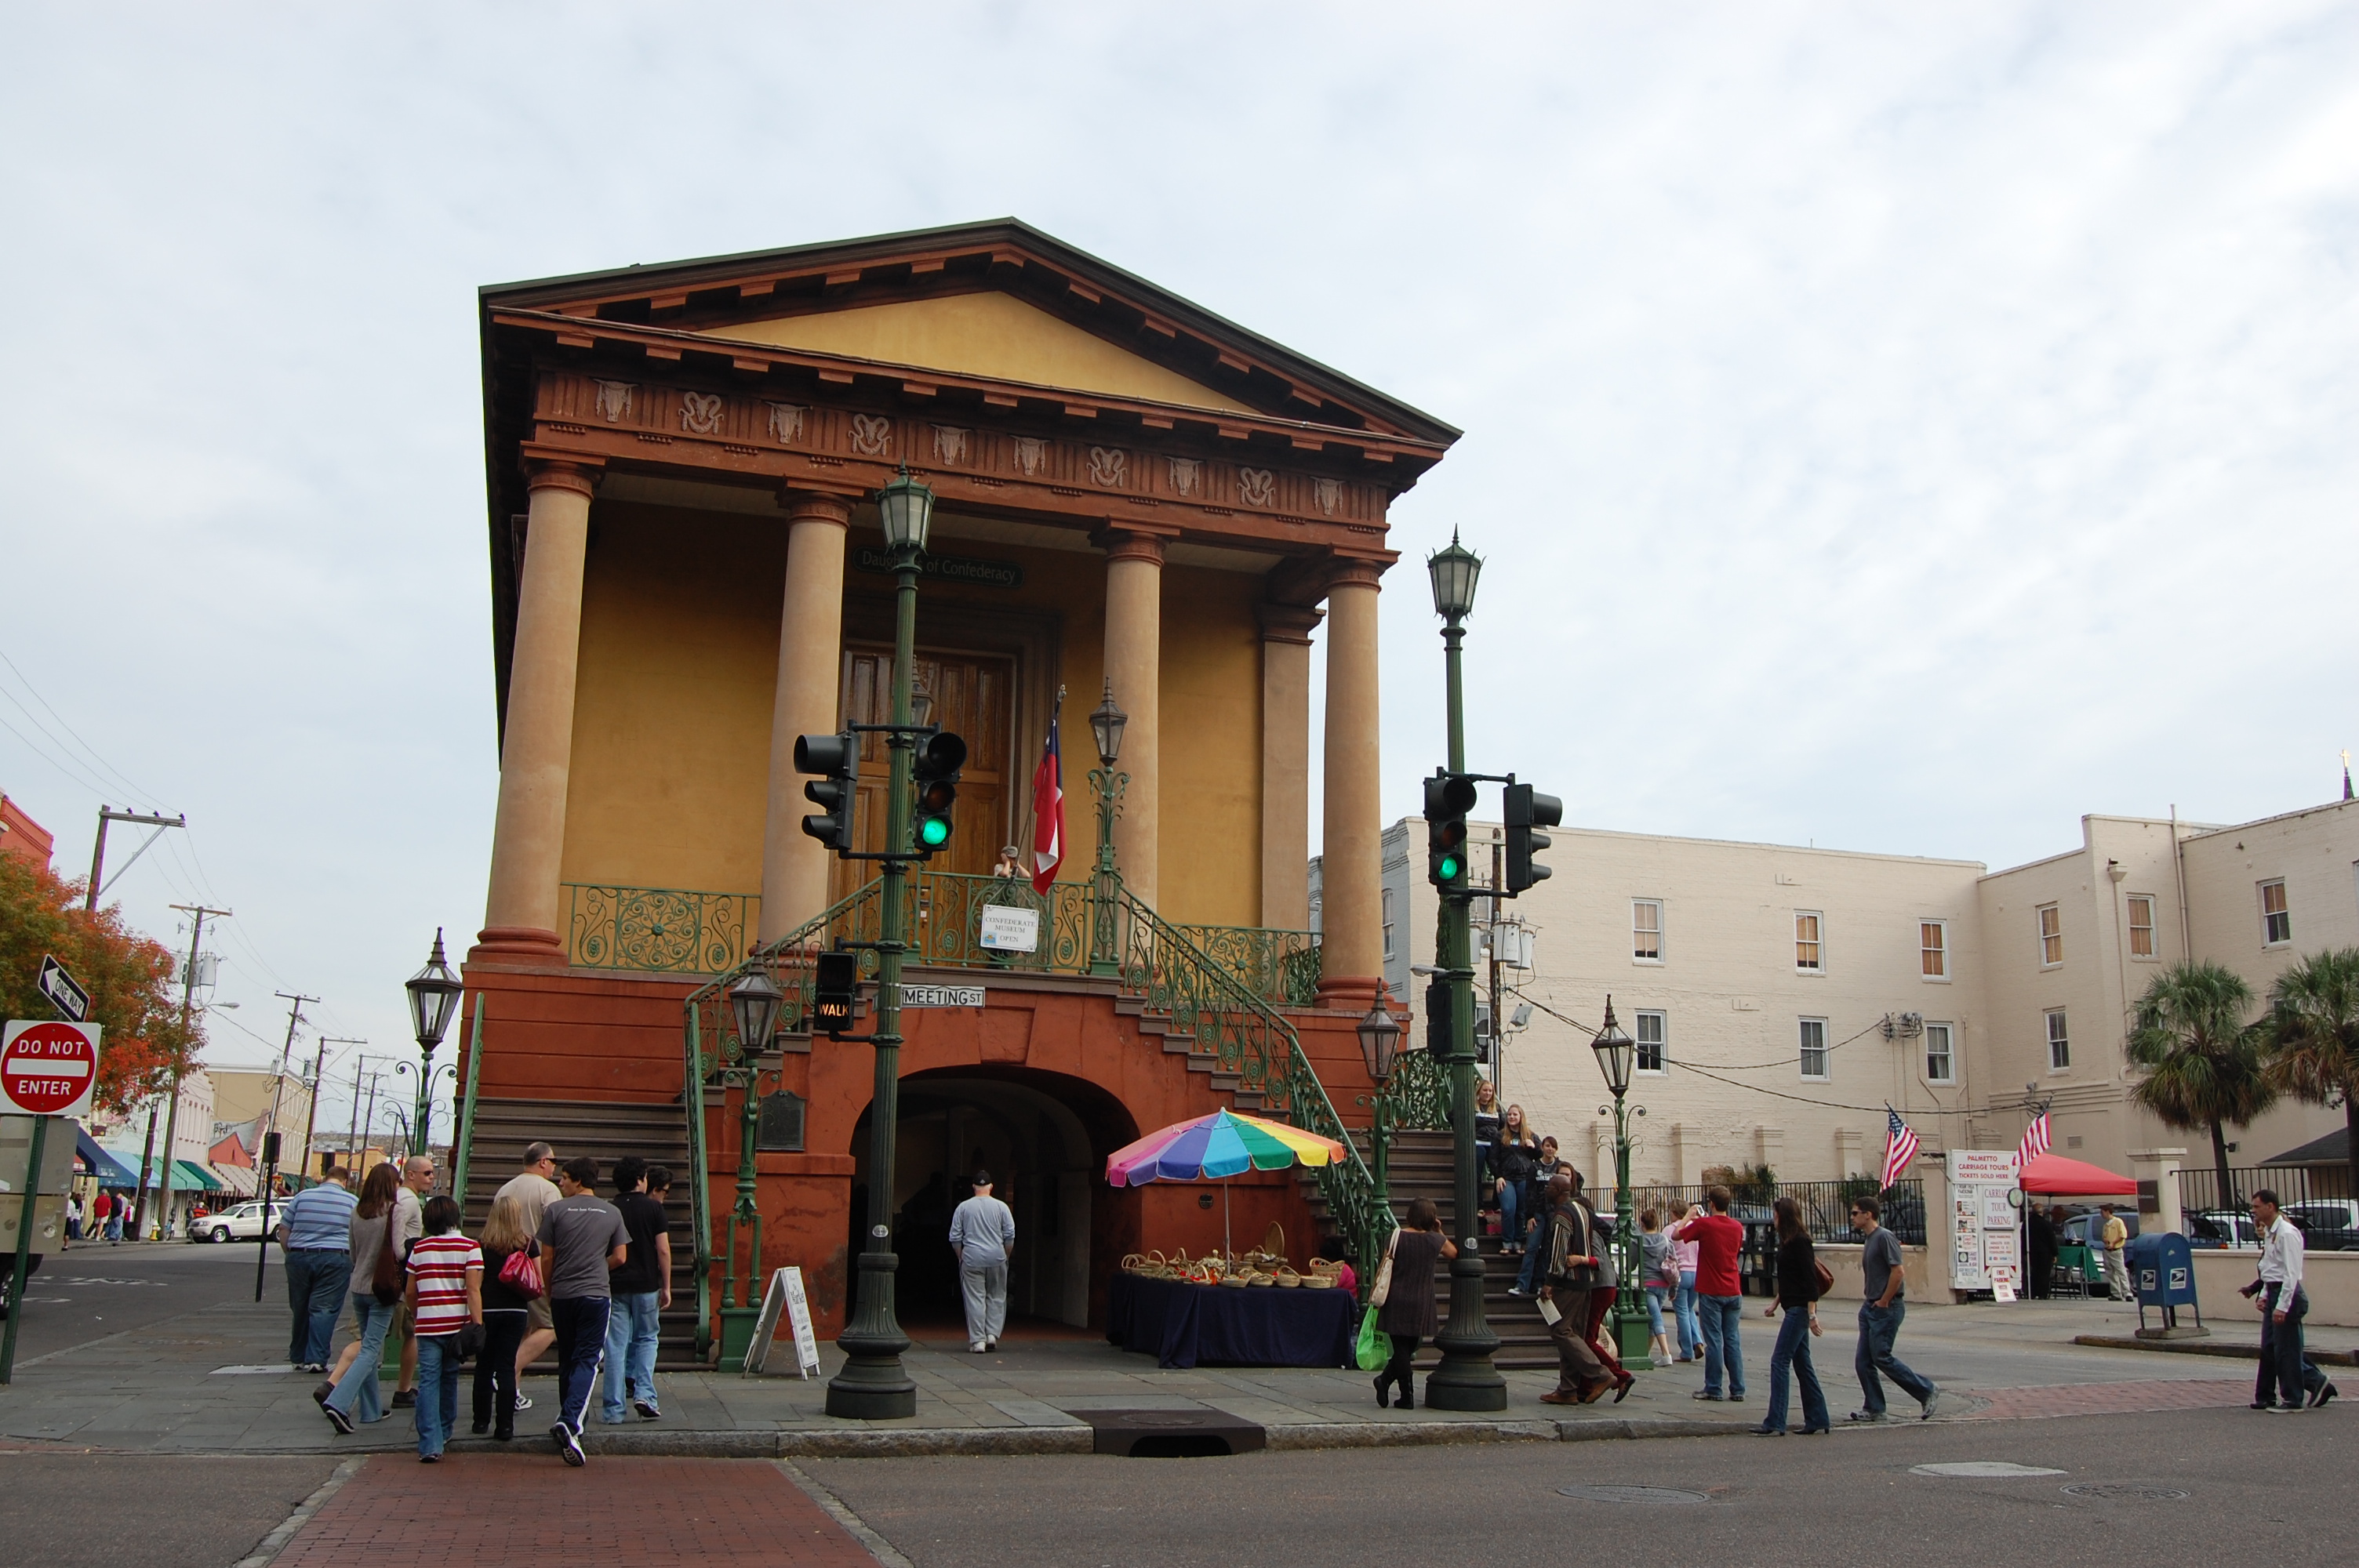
[1322,557,1390,593]
[1256,602,1325,645]
[522,453,602,499]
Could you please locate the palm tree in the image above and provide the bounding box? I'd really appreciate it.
[2261,946,2359,1205]
[2125,962,2276,1212]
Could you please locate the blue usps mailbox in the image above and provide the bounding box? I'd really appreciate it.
[2127,1231,2201,1335]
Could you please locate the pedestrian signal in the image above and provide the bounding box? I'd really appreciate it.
[812,952,859,1036]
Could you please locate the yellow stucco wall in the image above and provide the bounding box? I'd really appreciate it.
[559,502,1271,930]
[697,292,1257,414]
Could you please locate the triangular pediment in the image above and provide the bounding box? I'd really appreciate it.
[696,292,1259,415]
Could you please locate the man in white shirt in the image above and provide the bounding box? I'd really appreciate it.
[947,1169,1016,1353]
[494,1142,564,1409]
[2241,1189,2317,1413]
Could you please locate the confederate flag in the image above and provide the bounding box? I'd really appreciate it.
[1030,713,1064,895]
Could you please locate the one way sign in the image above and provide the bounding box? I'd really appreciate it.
[38,955,89,1023]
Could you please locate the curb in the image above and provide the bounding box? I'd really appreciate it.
[2073,1334,2357,1367]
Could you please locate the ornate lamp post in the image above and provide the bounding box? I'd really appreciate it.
[827,466,934,1421]
[1590,996,1652,1367]
[1085,679,1129,975]
[1423,532,1504,1412]
[402,930,463,1159]
[1354,992,1403,1201]
[712,964,784,1366]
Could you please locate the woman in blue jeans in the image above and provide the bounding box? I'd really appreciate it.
[1754,1197,1829,1435]
[1491,1106,1539,1259]
[1672,1229,1702,1362]
[1637,1209,1677,1365]
[320,1163,404,1434]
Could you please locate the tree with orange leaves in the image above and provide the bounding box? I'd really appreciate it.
[0,849,202,1114]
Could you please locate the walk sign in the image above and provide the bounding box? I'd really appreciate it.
[37,956,89,1024]
[2,1020,102,1119]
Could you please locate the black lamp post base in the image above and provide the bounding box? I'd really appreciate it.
[1423,1348,1509,1410]
[826,1249,916,1421]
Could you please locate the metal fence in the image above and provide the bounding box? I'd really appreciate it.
[1621,1179,1927,1247]
[2175,1165,2358,1250]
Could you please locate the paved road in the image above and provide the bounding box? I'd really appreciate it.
[5,1239,271,1365]
[808,1406,2343,1568]
[0,1450,341,1568]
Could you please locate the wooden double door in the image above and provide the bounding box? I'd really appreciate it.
[831,645,1016,902]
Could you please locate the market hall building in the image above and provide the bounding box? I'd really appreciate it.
[453,220,1458,1358]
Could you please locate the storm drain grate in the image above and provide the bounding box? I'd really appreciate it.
[2061,1483,2189,1502]
[1080,1408,1265,1457]
[1557,1485,1711,1506]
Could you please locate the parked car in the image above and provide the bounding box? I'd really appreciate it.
[2186,1209,2260,1249]
[2057,1210,2141,1250]
[193,1200,274,1243]
[2282,1199,2359,1252]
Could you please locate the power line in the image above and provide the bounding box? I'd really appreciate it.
[0,646,158,802]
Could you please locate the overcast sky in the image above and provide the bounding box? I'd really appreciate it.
[3,5,2353,1120]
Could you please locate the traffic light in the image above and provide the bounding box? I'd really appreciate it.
[1503,781,1563,894]
[794,732,859,851]
[1424,771,1476,886]
[812,951,858,1036]
[1424,977,1450,1059]
[911,731,967,854]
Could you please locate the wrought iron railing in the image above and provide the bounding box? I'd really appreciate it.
[567,884,757,974]
[1172,924,1322,1009]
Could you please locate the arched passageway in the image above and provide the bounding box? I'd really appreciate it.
[848,1067,1140,1332]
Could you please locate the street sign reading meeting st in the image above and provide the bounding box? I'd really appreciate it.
[36,956,89,1024]
[2,1021,102,1120]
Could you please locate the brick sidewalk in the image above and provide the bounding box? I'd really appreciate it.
[272,1455,877,1566]
[1965,1378,2253,1421]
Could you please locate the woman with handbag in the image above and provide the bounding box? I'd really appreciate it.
[1638,1209,1678,1367]
[405,1194,484,1462]
[1373,1197,1456,1410]
[1753,1196,1830,1436]
[474,1193,541,1440]
[321,1163,406,1434]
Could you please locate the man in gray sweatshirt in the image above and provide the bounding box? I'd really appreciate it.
[947,1170,1016,1353]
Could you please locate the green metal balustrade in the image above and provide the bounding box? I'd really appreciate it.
[567,884,758,975]
[678,869,1399,1315]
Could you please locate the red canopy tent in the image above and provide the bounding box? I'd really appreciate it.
[2019,1152,2136,1196]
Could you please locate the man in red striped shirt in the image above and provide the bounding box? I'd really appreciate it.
[403,1194,482,1462]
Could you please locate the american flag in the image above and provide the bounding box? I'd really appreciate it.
[2017,1106,2052,1167]
[1879,1105,1921,1190]
[1028,711,1064,895]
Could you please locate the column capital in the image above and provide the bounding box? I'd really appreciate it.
[1321,555,1389,594]
[1256,601,1324,646]
[1093,522,1176,565]
[780,488,856,526]
[519,447,605,500]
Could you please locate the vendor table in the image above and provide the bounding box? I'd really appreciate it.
[1107,1272,1358,1370]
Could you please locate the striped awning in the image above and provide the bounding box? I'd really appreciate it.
[209,1163,259,1196]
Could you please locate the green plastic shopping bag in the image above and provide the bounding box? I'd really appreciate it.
[1354,1305,1391,1370]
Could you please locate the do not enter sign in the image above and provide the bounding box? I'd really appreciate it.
[2,1020,103,1119]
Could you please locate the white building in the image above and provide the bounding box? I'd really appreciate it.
[1314,796,2359,1196]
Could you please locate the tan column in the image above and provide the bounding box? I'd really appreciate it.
[1100,528,1166,908]
[1315,560,1386,1010]
[478,459,598,960]
[758,491,855,942]
[1257,603,1321,930]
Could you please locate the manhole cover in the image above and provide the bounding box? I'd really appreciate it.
[1557,1485,1710,1506]
[1910,1462,2069,1478]
[2061,1483,2188,1501]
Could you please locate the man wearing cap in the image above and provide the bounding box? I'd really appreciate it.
[947,1169,1016,1353]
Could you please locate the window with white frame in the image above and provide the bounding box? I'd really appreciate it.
[1794,912,1823,971]
[2126,895,2157,959]
[1634,1009,1667,1074]
[2037,904,2063,966]
[1798,1017,1829,1080]
[2045,1009,2070,1071]
[1632,899,1663,963]
[1920,920,1947,979]
[1381,887,1395,962]
[1924,1022,1954,1083]
[2261,880,2292,946]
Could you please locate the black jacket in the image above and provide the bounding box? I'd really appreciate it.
[1775,1232,1819,1311]
[1492,1137,1539,1186]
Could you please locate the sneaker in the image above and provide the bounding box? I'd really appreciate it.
[472,1421,491,1436]
[970,1342,987,1354]
[1507,1287,1529,1298]
[312,1381,334,1408]
[2310,1382,2339,1410]
[554,1421,585,1465]
[1692,1390,1725,1401]
[1919,1391,1942,1421]
[512,1393,533,1412]
[633,1398,661,1420]
[391,1389,416,1409]
[419,1453,441,1464]
[986,1341,998,1352]
[1848,1409,1889,1423]
[323,1403,354,1436]
[2265,1402,2303,1414]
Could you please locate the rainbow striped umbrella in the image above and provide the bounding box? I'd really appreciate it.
[1106,1109,1345,1261]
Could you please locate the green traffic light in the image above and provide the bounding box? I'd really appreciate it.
[1439,854,1461,880]
[919,818,951,848]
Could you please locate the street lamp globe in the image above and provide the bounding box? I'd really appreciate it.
[1590,996,1635,1098]
[875,466,936,552]
[404,929,463,1049]
[729,967,785,1054]
[1356,993,1403,1084]
[1425,530,1482,621]
[1088,678,1128,769]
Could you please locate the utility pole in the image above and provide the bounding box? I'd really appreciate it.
[84,807,186,913]
[153,904,230,1240]
[256,991,317,1301]
[343,1055,369,1177]
[307,1040,365,1179]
